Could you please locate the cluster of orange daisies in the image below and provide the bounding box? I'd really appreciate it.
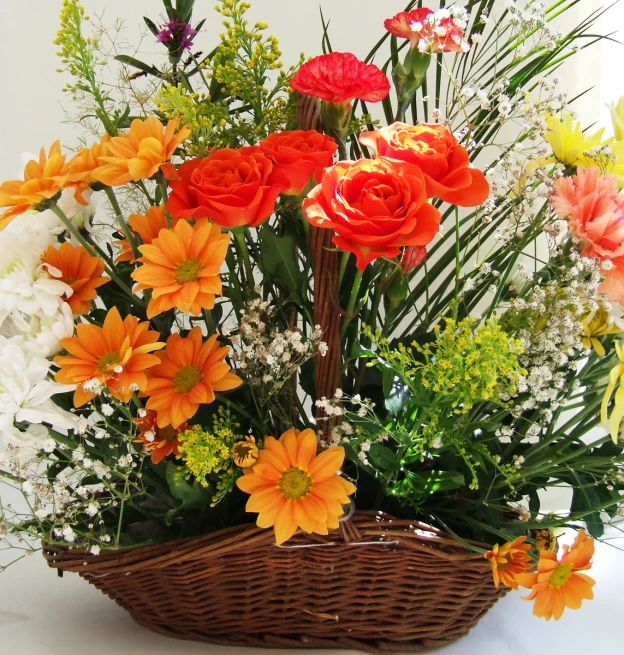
[485,531,595,621]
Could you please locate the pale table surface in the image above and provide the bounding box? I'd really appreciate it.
[1,535,622,655]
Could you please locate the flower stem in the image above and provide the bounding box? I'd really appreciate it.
[340,268,364,339]
[338,250,350,289]
[158,176,171,228]
[104,186,139,260]
[233,228,255,290]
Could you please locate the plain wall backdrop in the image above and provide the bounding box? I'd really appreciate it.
[0,0,623,183]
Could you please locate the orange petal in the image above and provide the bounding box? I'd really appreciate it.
[273,501,297,545]
[308,447,345,482]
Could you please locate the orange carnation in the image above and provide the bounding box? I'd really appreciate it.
[303,157,441,270]
[41,242,109,316]
[144,327,242,428]
[116,205,179,264]
[0,141,70,229]
[54,306,165,407]
[166,146,289,229]
[133,409,188,464]
[131,219,229,319]
[258,130,338,196]
[236,428,356,545]
[484,535,533,590]
[519,529,595,621]
[359,122,489,207]
[92,117,190,187]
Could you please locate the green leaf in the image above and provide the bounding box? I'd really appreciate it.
[115,55,163,78]
[368,443,398,472]
[570,473,604,538]
[259,227,305,296]
[165,462,212,525]
[395,470,465,497]
[143,17,160,37]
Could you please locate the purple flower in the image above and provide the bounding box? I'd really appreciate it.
[156,18,197,52]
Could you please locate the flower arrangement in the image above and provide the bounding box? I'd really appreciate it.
[1,0,623,635]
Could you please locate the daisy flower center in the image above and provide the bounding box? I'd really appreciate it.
[158,425,178,444]
[96,351,121,374]
[173,258,203,285]
[173,364,203,394]
[549,563,573,588]
[278,467,313,501]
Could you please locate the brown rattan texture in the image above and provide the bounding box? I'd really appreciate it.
[43,511,506,652]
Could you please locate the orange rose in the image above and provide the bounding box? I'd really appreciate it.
[359,122,489,207]
[303,158,441,270]
[259,130,337,196]
[166,147,289,229]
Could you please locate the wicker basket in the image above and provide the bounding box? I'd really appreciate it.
[43,511,506,653]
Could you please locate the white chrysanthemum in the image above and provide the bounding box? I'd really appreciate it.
[0,336,77,459]
[0,222,72,327]
[1,300,74,357]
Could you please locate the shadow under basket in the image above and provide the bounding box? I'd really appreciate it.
[43,511,506,653]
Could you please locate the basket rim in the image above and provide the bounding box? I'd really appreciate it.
[42,510,491,576]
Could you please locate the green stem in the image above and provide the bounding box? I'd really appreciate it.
[158,177,171,228]
[233,229,255,290]
[104,187,138,260]
[340,269,364,339]
[338,251,350,289]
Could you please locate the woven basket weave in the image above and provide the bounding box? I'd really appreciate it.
[43,511,506,652]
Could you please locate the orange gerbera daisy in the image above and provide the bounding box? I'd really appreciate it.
[54,306,165,406]
[92,117,191,187]
[236,428,357,545]
[116,205,178,263]
[519,529,595,621]
[41,242,109,316]
[485,535,533,590]
[133,409,188,464]
[0,141,70,229]
[65,136,111,201]
[144,327,242,428]
[132,219,229,319]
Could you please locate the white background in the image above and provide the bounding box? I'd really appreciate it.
[1,1,623,653]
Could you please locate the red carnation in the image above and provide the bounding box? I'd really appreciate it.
[290,52,390,104]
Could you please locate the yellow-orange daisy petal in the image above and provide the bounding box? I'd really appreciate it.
[236,429,356,545]
[54,307,164,406]
[91,117,191,187]
[143,327,241,428]
[521,529,596,620]
[41,242,109,316]
[0,141,70,229]
[132,219,229,319]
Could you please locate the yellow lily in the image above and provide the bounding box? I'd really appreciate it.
[581,306,624,356]
[543,111,604,167]
[601,341,624,443]
[608,96,624,141]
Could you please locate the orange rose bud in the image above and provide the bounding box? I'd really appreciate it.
[303,157,441,270]
[259,130,337,196]
[166,146,289,229]
[359,122,489,207]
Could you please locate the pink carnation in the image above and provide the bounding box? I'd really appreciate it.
[552,167,624,304]
[384,8,470,54]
